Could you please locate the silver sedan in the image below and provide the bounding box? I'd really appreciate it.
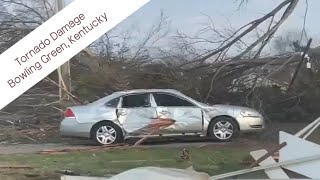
[60,89,265,145]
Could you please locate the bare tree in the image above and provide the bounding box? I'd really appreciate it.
[169,0,301,70]
[272,30,311,54]
[0,0,55,52]
[89,11,170,67]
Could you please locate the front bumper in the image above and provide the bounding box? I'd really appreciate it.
[237,116,265,132]
[60,118,92,138]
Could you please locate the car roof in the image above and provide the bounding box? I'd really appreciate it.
[112,89,183,95]
[89,89,186,106]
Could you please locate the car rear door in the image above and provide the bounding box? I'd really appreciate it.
[116,93,158,136]
[151,92,203,134]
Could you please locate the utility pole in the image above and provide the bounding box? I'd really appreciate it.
[287,38,312,93]
[56,0,71,102]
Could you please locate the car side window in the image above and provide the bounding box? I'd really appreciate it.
[121,94,150,108]
[153,93,195,107]
[105,97,120,108]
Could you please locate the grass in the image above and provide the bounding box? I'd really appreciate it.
[0,147,250,179]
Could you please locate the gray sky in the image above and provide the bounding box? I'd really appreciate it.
[65,0,320,50]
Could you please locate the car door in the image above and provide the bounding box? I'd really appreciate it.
[116,93,158,136]
[151,92,203,134]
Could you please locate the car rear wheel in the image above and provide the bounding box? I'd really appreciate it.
[208,117,239,141]
[92,122,123,145]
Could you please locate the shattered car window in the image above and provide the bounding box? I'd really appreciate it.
[153,93,195,107]
[122,94,150,108]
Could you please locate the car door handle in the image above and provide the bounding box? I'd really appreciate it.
[159,110,168,114]
[119,112,127,115]
[117,109,126,116]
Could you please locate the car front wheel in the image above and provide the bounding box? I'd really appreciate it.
[208,117,239,141]
[92,122,123,145]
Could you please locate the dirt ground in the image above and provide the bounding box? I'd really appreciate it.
[0,138,274,155]
[0,120,317,155]
[0,121,316,180]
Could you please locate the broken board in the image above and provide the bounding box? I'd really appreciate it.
[279,131,320,178]
[250,149,289,179]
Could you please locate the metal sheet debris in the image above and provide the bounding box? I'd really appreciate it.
[61,176,109,180]
[109,167,210,180]
[61,167,210,180]
[279,131,320,178]
[211,117,320,179]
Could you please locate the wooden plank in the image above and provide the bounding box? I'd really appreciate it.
[250,149,289,179]
[249,142,286,168]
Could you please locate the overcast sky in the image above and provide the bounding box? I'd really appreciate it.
[64,0,320,49]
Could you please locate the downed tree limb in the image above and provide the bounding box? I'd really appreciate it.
[15,129,37,143]
[235,0,300,58]
[44,77,84,105]
[179,0,299,68]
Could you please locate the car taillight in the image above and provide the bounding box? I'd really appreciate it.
[64,108,75,118]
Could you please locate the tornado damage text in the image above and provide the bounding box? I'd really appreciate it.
[7,12,107,88]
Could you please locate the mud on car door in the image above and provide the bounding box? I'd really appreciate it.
[116,93,158,136]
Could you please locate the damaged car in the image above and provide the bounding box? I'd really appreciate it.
[60,89,265,145]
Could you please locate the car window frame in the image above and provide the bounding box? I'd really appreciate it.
[119,93,152,109]
[104,97,121,108]
[151,92,197,107]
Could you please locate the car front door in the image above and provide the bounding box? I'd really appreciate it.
[151,92,203,134]
[116,93,158,136]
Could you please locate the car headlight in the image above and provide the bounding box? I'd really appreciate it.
[240,110,261,117]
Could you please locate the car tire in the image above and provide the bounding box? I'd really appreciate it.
[92,121,124,146]
[207,117,239,142]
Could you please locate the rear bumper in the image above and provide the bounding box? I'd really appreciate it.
[60,118,93,138]
[237,116,265,132]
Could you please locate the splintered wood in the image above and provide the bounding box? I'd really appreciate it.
[39,118,175,154]
[249,142,286,168]
[39,143,128,154]
[133,118,175,146]
[241,154,279,165]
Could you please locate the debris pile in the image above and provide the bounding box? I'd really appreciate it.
[211,117,320,179]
